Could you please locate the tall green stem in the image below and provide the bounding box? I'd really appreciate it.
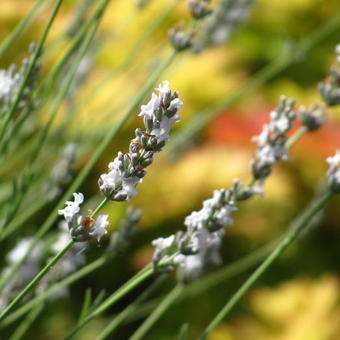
[198,191,333,339]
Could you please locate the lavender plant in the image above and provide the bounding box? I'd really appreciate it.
[0,1,339,339]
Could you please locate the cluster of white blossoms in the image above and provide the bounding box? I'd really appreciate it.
[58,81,182,244]
[326,150,340,194]
[99,80,183,201]
[152,189,239,282]
[58,193,109,243]
[250,96,296,185]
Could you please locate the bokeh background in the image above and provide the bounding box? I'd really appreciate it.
[1,0,340,339]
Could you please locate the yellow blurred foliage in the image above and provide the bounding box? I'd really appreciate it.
[211,275,340,340]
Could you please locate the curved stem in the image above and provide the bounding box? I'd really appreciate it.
[198,191,332,339]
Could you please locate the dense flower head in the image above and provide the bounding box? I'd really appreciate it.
[177,228,224,283]
[99,80,183,201]
[184,189,237,232]
[58,192,109,243]
[152,187,238,281]
[326,150,340,193]
[250,96,296,180]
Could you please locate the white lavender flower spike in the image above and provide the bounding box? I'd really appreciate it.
[58,192,110,243]
[326,150,340,193]
[99,80,183,201]
[250,96,296,181]
[152,187,238,280]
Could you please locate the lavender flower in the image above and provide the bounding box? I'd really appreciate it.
[99,80,183,201]
[177,228,224,283]
[326,150,340,194]
[184,189,237,232]
[188,0,212,19]
[152,188,238,280]
[0,43,40,114]
[168,27,193,52]
[319,44,340,106]
[151,95,321,282]
[58,192,84,225]
[299,105,326,132]
[250,96,296,181]
[193,0,254,51]
[58,192,109,243]
[89,214,109,242]
[152,235,178,272]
